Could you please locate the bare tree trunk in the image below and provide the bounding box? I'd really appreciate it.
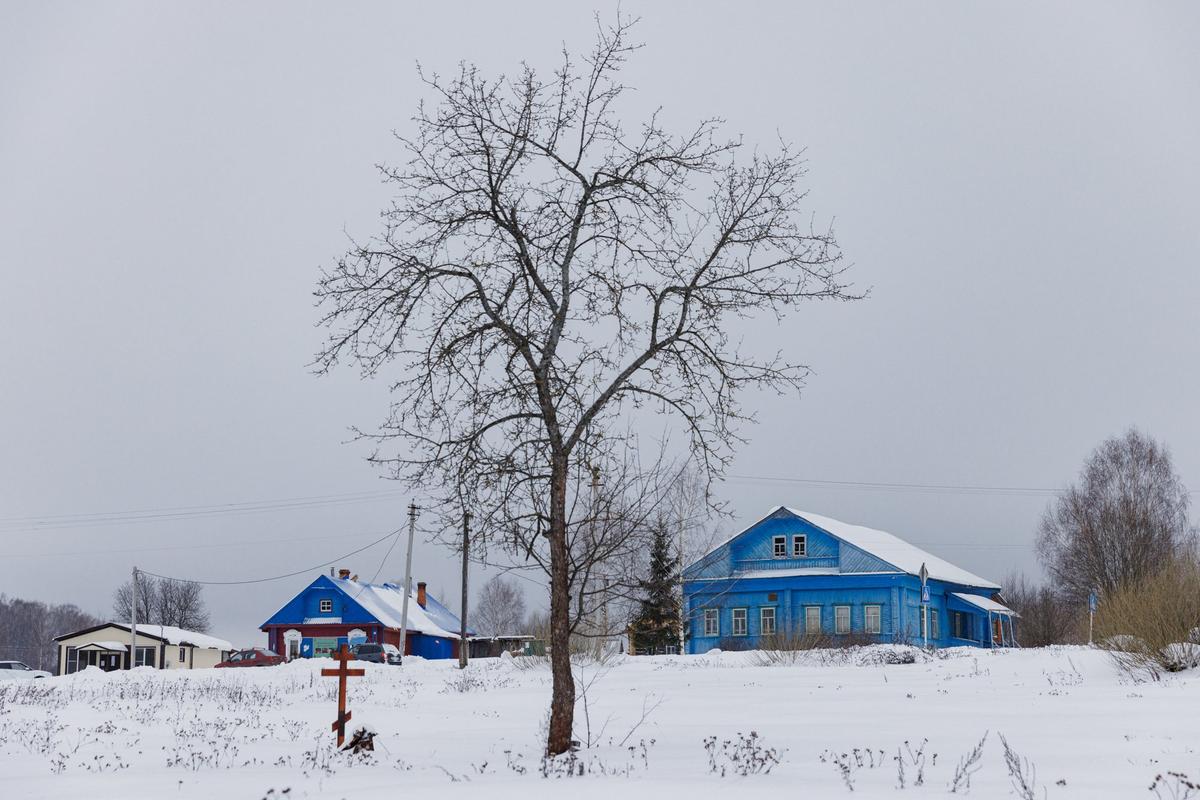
[547,453,576,756]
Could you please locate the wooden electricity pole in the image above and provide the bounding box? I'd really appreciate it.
[398,501,419,664]
[129,566,138,670]
[459,510,471,669]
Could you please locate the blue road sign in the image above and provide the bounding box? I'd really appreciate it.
[921,585,931,604]
[1088,592,1098,613]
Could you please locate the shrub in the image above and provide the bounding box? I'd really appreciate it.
[1095,555,1200,678]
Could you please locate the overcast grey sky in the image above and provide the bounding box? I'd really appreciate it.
[3,2,1198,645]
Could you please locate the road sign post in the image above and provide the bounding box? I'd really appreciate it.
[1088,590,1098,646]
[919,562,929,649]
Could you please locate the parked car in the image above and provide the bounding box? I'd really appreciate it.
[351,643,401,665]
[214,648,283,668]
[0,661,51,680]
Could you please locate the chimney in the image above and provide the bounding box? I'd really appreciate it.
[417,581,427,608]
[338,569,351,580]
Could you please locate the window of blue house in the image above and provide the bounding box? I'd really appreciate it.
[864,605,881,635]
[319,598,333,613]
[835,605,851,634]
[793,535,807,557]
[931,609,940,639]
[772,536,786,557]
[805,606,822,634]
[760,607,776,636]
[731,608,748,636]
[703,609,719,637]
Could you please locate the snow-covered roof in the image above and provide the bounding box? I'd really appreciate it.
[330,577,465,639]
[952,592,1017,615]
[689,506,1001,590]
[99,624,233,650]
[785,509,1001,589]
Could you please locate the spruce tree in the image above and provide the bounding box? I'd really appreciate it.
[631,517,681,654]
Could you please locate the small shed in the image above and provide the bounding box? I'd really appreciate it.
[53,623,233,674]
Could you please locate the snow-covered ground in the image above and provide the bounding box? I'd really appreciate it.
[1,645,1195,798]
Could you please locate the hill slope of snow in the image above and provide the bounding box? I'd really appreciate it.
[1,645,1195,798]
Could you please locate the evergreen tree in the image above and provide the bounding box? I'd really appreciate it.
[631,517,681,654]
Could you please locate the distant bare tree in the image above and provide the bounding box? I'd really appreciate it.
[315,17,856,755]
[474,576,528,637]
[0,594,98,673]
[1001,572,1081,646]
[112,576,210,632]
[1037,429,1195,601]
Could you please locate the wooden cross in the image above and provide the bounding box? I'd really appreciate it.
[321,644,365,747]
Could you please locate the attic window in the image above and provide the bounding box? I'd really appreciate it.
[772,536,786,557]
[793,535,807,557]
[319,599,333,613]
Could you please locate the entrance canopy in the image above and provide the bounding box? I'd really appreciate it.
[77,641,128,652]
[951,593,1018,616]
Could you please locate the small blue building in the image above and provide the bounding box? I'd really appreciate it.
[683,507,1017,652]
[261,570,472,660]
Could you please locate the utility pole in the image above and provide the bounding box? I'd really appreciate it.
[459,510,471,669]
[677,488,687,654]
[589,465,604,652]
[129,566,138,670]
[398,502,419,665]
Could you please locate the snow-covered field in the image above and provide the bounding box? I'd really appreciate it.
[2,645,1196,799]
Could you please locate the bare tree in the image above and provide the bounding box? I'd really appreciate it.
[315,17,856,755]
[112,576,210,632]
[474,576,528,637]
[1037,429,1195,601]
[0,594,98,673]
[1001,572,1081,646]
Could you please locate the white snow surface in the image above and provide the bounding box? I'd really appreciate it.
[2,645,1196,799]
[784,508,1002,589]
[951,592,1018,615]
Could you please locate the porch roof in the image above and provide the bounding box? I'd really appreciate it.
[951,592,1018,616]
[77,641,128,652]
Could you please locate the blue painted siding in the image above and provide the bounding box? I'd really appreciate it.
[682,508,1010,653]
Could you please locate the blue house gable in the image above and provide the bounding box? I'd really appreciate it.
[682,507,1017,653]
[262,574,383,627]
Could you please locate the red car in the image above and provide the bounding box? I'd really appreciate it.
[215,648,284,668]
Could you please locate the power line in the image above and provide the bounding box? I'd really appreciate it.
[2,531,383,561]
[723,473,1064,496]
[0,488,406,534]
[138,527,403,586]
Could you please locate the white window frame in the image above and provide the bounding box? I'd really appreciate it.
[805,606,822,635]
[65,646,78,674]
[835,605,851,635]
[135,646,154,667]
[703,608,719,637]
[319,598,333,613]
[731,608,748,636]
[178,646,186,663]
[864,604,882,635]
[772,536,786,558]
[793,534,807,557]
[931,609,940,640]
[760,606,776,636]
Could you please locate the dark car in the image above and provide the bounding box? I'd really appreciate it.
[351,643,401,665]
[215,648,284,668]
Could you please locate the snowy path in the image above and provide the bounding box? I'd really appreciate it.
[1,645,1195,798]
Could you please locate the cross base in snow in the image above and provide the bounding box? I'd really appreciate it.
[321,644,365,747]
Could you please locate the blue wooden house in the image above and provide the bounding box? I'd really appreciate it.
[260,570,472,660]
[683,507,1017,652]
